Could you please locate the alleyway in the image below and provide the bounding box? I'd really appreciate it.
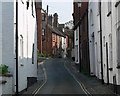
[35,58,86,94]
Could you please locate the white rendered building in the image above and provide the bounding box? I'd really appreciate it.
[89,0,120,93]
[0,0,37,94]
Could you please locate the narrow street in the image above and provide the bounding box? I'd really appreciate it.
[35,58,86,94]
[1,1,120,95]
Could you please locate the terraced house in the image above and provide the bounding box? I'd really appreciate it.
[38,10,67,58]
[89,0,120,94]
[0,0,38,95]
[73,0,90,74]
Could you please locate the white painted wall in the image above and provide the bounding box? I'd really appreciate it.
[101,1,111,84]
[101,0,118,84]
[2,1,14,77]
[0,0,37,94]
[88,1,101,79]
[17,0,37,92]
[74,27,79,64]
[0,76,13,95]
[1,2,15,94]
[89,0,120,85]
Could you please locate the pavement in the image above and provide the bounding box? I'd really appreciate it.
[21,57,46,95]
[21,58,118,95]
[65,58,118,95]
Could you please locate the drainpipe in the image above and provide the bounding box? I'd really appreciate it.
[46,5,48,55]
[99,1,104,84]
[79,24,81,72]
[86,8,90,74]
[16,0,19,95]
[78,3,81,72]
[106,42,109,85]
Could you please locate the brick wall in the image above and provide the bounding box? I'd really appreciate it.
[73,1,90,74]
[36,5,42,54]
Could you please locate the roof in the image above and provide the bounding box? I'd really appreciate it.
[48,24,66,38]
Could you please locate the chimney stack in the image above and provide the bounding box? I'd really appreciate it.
[48,15,52,26]
[53,13,58,27]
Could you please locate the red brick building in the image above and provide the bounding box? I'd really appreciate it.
[41,12,66,57]
[73,1,90,74]
[35,2,42,54]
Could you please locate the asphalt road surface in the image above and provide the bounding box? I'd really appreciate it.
[36,58,86,95]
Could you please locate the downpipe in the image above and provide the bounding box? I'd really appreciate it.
[16,0,19,95]
[99,1,104,84]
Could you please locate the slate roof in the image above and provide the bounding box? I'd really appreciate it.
[48,24,66,38]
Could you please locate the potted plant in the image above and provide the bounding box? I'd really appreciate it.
[0,64,12,79]
[0,64,9,75]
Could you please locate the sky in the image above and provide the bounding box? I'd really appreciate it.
[42,0,73,24]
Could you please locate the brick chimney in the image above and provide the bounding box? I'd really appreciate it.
[53,13,58,27]
[48,15,52,26]
[35,1,42,9]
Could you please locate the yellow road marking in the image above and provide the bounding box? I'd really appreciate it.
[32,63,48,96]
[64,61,92,96]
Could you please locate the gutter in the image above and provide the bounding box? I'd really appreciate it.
[99,2,104,84]
[72,9,88,31]
[16,0,19,95]
[52,31,66,38]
